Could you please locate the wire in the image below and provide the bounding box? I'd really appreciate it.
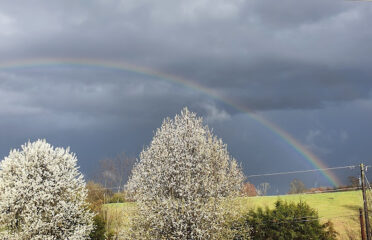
[365,175,372,191]
[246,165,357,178]
[87,164,369,192]
[251,186,360,198]
[364,175,372,203]
[91,186,360,194]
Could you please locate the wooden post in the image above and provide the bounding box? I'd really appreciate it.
[361,208,367,240]
[361,163,371,240]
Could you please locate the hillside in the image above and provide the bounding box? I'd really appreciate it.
[235,190,363,239]
[105,190,364,239]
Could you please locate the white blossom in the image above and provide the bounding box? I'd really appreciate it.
[126,108,244,239]
[0,139,93,240]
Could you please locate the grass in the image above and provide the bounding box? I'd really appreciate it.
[102,202,136,236]
[233,190,364,239]
[105,190,364,240]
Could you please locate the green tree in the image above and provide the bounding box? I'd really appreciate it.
[232,200,337,240]
[89,215,106,240]
[289,179,307,194]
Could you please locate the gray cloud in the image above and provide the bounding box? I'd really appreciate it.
[0,0,371,188]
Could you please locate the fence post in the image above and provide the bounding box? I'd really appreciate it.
[361,163,371,240]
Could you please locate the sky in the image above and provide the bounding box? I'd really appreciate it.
[0,0,371,193]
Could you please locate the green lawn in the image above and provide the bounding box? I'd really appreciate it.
[105,190,364,239]
[233,191,363,239]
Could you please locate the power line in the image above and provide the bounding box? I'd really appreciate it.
[249,186,360,198]
[246,165,358,178]
[88,185,361,196]
[365,175,372,191]
[364,175,372,204]
[88,164,370,192]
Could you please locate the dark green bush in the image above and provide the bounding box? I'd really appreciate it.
[89,215,106,240]
[232,200,337,240]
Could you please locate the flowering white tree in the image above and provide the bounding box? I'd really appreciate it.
[126,108,244,239]
[0,139,93,240]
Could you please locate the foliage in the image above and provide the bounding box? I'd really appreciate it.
[104,208,125,240]
[106,191,362,240]
[86,181,108,212]
[0,139,93,239]
[232,200,338,240]
[90,215,106,240]
[126,108,244,239]
[257,182,270,196]
[241,182,257,197]
[107,192,127,203]
[288,179,307,194]
[306,187,331,193]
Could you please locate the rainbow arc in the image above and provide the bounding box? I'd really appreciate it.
[0,58,341,186]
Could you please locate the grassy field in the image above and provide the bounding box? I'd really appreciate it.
[105,190,364,239]
[234,190,363,239]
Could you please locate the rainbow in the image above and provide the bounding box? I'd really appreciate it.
[0,58,341,186]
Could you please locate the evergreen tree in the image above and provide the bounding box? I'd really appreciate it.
[232,200,337,240]
[89,215,106,240]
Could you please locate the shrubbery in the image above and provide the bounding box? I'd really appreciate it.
[241,182,258,197]
[232,200,338,240]
[89,215,106,240]
[86,181,129,239]
[107,192,127,203]
[0,140,94,239]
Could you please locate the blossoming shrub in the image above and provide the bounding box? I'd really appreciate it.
[0,139,93,240]
[126,108,244,239]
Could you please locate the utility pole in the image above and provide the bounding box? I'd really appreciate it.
[361,163,371,240]
[360,208,367,240]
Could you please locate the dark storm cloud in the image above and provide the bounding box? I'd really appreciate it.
[1,0,368,111]
[1,0,371,91]
[0,68,206,121]
[247,0,348,28]
[0,67,212,173]
[0,0,372,187]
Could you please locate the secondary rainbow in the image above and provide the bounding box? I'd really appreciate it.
[0,58,341,186]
